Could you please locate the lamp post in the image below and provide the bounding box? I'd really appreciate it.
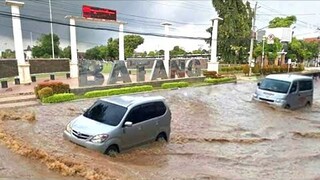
[49,0,54,59]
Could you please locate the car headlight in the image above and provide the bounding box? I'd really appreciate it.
[66,123,72,133]
[90,134,109,143]
[275,99,285,103]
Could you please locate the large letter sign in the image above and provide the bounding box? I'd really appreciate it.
[150,60,168,80]
[107,60,132,84]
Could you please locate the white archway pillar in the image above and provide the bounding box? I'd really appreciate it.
[6,0,31,84]
[162,22,172,76]
[208,17,223,73]
[69,18,79,78]
[119,23,125,61]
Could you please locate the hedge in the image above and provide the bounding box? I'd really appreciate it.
[84,85,153,98]
[42,93,75,103]
[204,77,236,84]
[161,82,189,89]
[34,81,70,99]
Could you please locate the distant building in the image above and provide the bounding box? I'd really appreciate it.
[303,37,320,43]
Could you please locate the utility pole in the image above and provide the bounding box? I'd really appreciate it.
[248,2,258,76]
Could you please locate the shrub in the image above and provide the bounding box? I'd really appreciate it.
[84,85,153,98]
[38,87,53,99]
[204,77,236,84]
[42,93,75,103]
[34,81,70,99]
[161,82,189,89]
[242,64,249,76]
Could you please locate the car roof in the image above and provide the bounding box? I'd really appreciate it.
[100,95,166,108]
[266,74,312,82]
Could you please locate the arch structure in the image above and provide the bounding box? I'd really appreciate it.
[65,16,126,78]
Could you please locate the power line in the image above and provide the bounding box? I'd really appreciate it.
[0,11,208,40]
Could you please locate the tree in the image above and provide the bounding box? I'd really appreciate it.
[268,16,297,28]
[170,46,186,56]
[124,35,144,58]
[192,49,203,54]
[60,46,71,59]
[254,38,282,61]
[1,49,15,58]
[287,38,319,62]
[32,33,60,58]
[207,0,253,63]
[148,51,156,57]
[85,45,108,60]
[159,49,164,55]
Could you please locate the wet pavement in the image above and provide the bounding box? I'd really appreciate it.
[1,79,320,179]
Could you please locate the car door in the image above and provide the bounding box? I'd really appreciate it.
[297,80,313,107]
[121,105,145,149]
[286,81,299,109]
[138,102,159,142]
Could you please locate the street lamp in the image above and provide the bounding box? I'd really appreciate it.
[49,0,54,59]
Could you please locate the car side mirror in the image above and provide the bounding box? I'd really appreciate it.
[257,82,261,87]
[124,121,133,127]
[82,108,88,113]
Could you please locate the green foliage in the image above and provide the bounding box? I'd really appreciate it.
[32,33,60,58]
[170,46,187,56]
[1,49,15,58]
[219,65,243,73]
[60,46,71,59]
[147,51,156,57]
[268,16,297,28]
[204,77,236,84]
[34,81,70,99]
[84,85,153,98]
[42,93,75,103]
[85,35,144,60]
[253,38,282,60]
[161,82,189,89]
[207,0,253,63]
[38,87,53,99]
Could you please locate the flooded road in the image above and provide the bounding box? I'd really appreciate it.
[2,79,320,179]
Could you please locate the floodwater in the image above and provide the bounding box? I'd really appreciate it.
[1,79,320,179]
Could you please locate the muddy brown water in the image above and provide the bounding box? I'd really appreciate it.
[2,80,320,179]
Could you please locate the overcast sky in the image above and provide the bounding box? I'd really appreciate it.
[0,0,319,53]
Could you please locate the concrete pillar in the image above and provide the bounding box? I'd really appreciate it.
[208,17,223,73]
[69,18,78,78]
[162,22,172,76]
[6,0,31,84]
[119,23,125,61]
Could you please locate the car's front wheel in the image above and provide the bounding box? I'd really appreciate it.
[105,145,119,157]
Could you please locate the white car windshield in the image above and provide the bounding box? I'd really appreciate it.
[259,78,291,94]
[83,100,127,126]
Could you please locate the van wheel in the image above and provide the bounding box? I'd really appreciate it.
[105,145,119,157]
[284,104,290,109]
[156,132,167,142]
[305,102,311,107]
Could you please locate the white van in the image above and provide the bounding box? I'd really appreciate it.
[252,74,313,109]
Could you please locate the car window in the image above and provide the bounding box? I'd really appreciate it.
[290,81,297,93]
[83,100,127,126]
[125,106,142,124]
[299,80,313,91]
[125,101,167,124]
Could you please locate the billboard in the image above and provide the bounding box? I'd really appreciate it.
[82,5,117,21]
[265,28,293,43]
